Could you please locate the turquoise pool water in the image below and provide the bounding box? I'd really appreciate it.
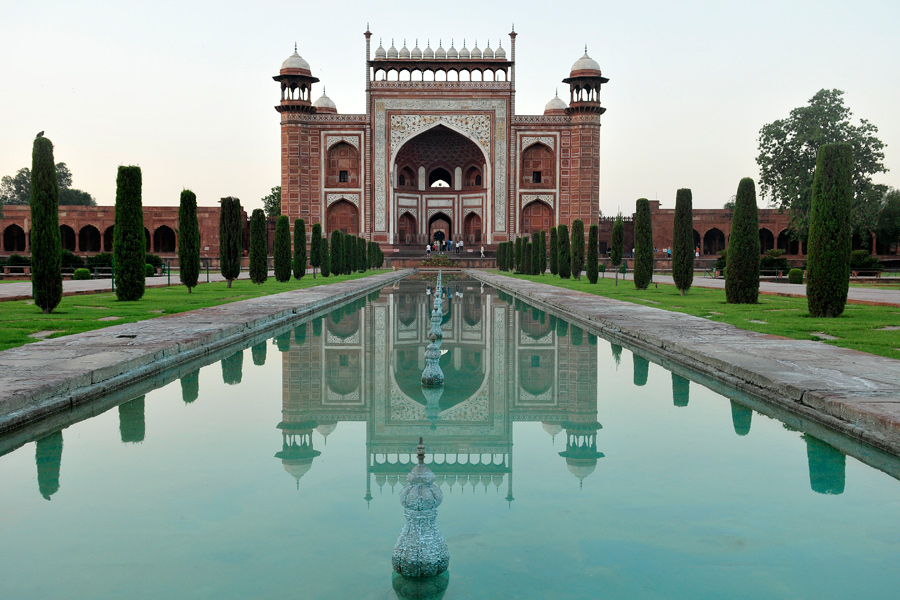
[1,277,899,599]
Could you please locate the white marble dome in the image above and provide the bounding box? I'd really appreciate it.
[313,90,337,113]
[400,41,410,59]
[388,40,399,59]
[482,41,493,60]
[423,42,434,59]
[544,94,568,114]
[281,49,311,72]
[494,43,506,59]
[411,41,422,59]
[375,40,386,59]
[571,51,601,74]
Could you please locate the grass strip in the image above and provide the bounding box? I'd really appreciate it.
[0,271,389,352]
[492,271,900,360]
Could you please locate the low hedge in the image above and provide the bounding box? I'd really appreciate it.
[788,268,804,284]
[73,268,91,280]
[144,264,156,277]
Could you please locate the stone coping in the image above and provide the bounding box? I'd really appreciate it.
[0,270,412,434]
[469,270,900,456]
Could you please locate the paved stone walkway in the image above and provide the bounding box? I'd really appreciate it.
[0,270,410,434]
[470,270,900,456]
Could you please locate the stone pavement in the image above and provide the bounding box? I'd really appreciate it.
[0,270,410,434]
[470,270,900,456]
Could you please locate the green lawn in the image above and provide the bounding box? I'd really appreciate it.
[492,271,900,360]
[0,271,389,352]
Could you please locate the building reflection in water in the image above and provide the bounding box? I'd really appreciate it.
[276,277,602,501]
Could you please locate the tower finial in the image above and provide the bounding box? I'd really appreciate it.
[294,41,297,52]
[512,23,515,32]
[417,437,425,465]
[585,43,588,54]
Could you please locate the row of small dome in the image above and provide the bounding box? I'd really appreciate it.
[375,39,506,60]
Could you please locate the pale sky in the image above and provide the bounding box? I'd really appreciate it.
[1,0,898,215]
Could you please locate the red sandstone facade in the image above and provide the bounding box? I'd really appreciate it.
[275,30,608,248]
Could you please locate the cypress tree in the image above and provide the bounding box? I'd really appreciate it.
[219,197,243,288]
[557,224,571,279]
[30,136,62,313]
[725,178,761,304]
[273,215,291,282]
[181,370,199,404]
[310,223,322,278]
[505,242,512,271]
[611,214,624,286]
[587,224,599,284]
[571,219,585,280]
[672,188,694,295]
[633,199,653,290]
[320,232,331,277]
[531,235,541,275]
[251,342,267,366]
[330,230,343,277]
[113,165,145,301]
[549,227,559,276]
[514,237,523,272]
[539,230,547,275]
[524,242,534,275]
[343,233,354,275]
[293,218,306,280]
[807,143,853,317]
[249,208,268,284]
[358,236,367,272]
[178,189,200,293]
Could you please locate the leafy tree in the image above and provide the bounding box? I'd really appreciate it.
[30,136,62,313]
[672,188,694,295]
[611,214,624,285]
[757,89,887,237]
[249,208,268,284]
[524,242,533,275]
[571,219,585,280]
[310,223,322,278]
[587,224,599,284]
[178,189,200,293]
[539,230,547,275]
[807,143,853,318]
[273,214,291,282]
[261,185,281,218]
[330,230,343,278]
[876,189,900,249]
[633,199,653,290]
[557,224,571,279]
[2,162,95,206]
[725,179,761,304]
[113,166,145,301]
[549,227,558,275]
[293,218,306,279]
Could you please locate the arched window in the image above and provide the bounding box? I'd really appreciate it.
[326,142,360,188]
[429,167,452,188]
[521,143,554,188]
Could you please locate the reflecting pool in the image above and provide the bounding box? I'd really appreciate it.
[2,276,900,599]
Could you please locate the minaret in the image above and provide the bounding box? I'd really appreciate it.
[273,43,320,114]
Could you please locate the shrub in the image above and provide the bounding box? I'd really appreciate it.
[633,199,653,290]
[849,249,881,271]
[571,219,585,280]
[293,218,306,279]
[144,263,155,277]
[599,263,606,276]
[219,197,243,287]
[807,143,853,317]
[672,188,694,295]
[113,166,145,301]
[549,227,559,276]
[30,136,62,313]
[60,249,85,271]
[420,256,460,268]
[73,268,91,280]
[273,215,291,282]
[587,224,599,283]
[557,224,571,279]
[249,208,268,284]
[714,251,728,270]
[145,253,163,268]
[788,268,804,284]
[759,249,789,274]
[178,189,200,292]
[726,178,761,304]
[87,252,113,272]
